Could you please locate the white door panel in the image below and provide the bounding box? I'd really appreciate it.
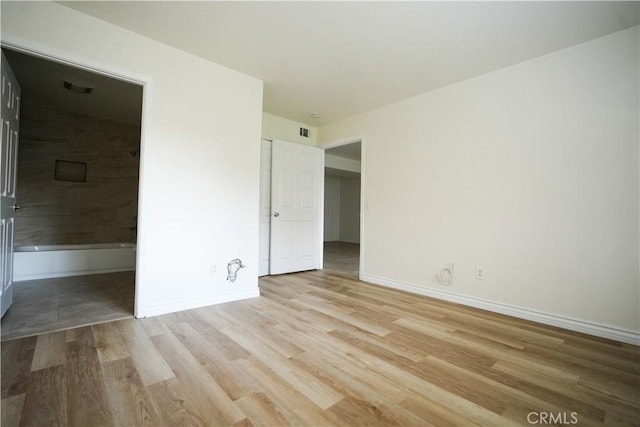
[299,221,315,256]
[1,51,20,317]
[277,221,295,259]
[270,140,323,275]
[278,169,295,208]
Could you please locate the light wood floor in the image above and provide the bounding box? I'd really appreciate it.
[1,272,134,341]
[324,241,359,277]
[1,270,638,426]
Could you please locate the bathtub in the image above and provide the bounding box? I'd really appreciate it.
[13,243,136,282]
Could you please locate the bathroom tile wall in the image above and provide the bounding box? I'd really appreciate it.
[15,103,141,245]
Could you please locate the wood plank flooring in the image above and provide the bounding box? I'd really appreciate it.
[2,270,638,426]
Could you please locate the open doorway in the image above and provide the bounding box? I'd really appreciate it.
[0,49,143,340]
[323,141,361,277]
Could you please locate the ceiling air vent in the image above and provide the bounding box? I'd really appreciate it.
[62,80,93,94]
[299,127,309,138]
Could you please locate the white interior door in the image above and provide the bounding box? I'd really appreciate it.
[258,139,271,276]
[324,177,340,241]
[270,140,323,275]
[1,51,21,317]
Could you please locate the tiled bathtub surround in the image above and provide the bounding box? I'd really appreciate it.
[16,103,141,246]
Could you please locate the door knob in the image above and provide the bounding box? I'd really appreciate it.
[12,205,21,211]
[273,212,280,217]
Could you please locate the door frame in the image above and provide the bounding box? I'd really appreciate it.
[258,139,271,277]
[1,35,152,318]
[322,136,365,280]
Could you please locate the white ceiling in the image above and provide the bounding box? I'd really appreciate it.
[3,49,143,125]
[59,1,639,126]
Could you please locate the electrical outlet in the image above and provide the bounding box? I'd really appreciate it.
[210,264,217,274]
[475,266,485,280]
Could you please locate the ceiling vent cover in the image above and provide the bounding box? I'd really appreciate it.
[62,80,93,94]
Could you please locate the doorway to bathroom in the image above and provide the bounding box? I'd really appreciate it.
[0,48,143,340]
[323,141,362,277]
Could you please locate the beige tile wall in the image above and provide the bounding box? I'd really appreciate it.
[15,103,140,246]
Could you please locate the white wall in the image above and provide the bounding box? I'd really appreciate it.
[2,2,264,316]
[319,27,640,340]
[339,177,361,243]
[262,112,317,146]
[325,154,361,174]
[323,173,361,244]
[324,177,340,241]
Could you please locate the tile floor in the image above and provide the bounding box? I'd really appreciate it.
[1,271,134,341]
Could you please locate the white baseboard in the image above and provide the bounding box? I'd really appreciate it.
[361,274,640,345]
[142,288,260,318]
